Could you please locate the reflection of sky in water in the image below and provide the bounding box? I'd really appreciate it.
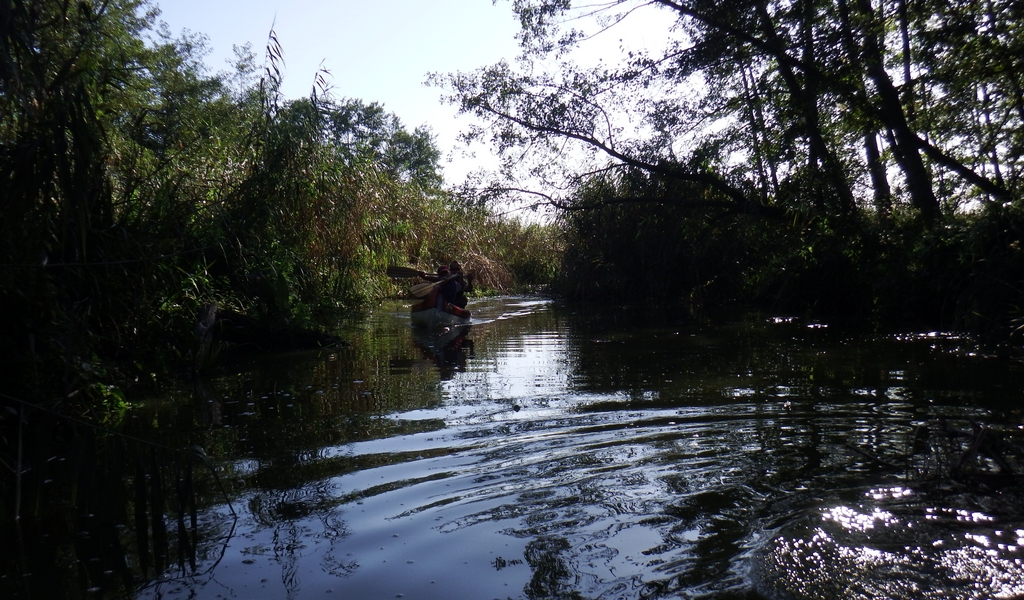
[119,300,1024,600]
[444,328,571,403]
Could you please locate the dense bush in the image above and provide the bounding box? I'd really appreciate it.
[555,170,1024,337]
[0,1,559,401]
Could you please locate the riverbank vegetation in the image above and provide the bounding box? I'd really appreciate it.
[0,0,559,402]
[439,0,1024,336]
[5,0,1024,405]
[3,1,1023,592]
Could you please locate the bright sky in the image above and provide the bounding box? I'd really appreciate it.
[153,0,524,184]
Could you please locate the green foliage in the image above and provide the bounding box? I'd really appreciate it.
[83,383,131,425]
[494,220,562,287]
[554,169,779,306]
[557,168,1024,334]
[0,0,555,403]
[440,0,1024,334]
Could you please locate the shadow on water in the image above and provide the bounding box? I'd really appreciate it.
[0,407,235,600]
[4,297,1024,599]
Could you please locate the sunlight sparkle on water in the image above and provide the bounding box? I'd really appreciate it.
[937,546,1024,597]
[869,486,913,500]
[822,506,900,533]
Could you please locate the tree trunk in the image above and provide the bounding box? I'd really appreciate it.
[800,0,824,212]
[754,0,856,214]
[741,66,779,201]
[979,84,1005,188]
[864,129,892,216]
[897,0,916,125]
[854,0,939,221]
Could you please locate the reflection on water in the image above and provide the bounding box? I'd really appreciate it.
[4,297,1024,599]
[408,324,474,380]
[755,484,1024,599]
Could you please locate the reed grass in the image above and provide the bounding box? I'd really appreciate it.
[0,2,559,401]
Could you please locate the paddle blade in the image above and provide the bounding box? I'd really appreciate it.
[386,266,425,279]
[409,281,437,298]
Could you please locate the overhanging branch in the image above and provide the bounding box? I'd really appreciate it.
[472,99,786,218]
[915,137,1011,200]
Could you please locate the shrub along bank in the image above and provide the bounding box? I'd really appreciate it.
[0,1,559,404]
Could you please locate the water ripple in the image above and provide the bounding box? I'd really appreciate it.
[123,300,1024,600]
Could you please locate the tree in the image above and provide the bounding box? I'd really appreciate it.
[437,0,1015,222]
[326,99,442,187]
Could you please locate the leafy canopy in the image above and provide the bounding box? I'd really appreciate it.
[436,0,1020,221]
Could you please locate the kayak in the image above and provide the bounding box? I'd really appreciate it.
[410,303,471,328]
[408,279,471,328]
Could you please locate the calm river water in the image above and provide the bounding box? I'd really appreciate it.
[6,296,1024,599]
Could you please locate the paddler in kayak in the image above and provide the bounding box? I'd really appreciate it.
[435,265,461,310]
[446,261,474,309]
[410,263,473,327]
